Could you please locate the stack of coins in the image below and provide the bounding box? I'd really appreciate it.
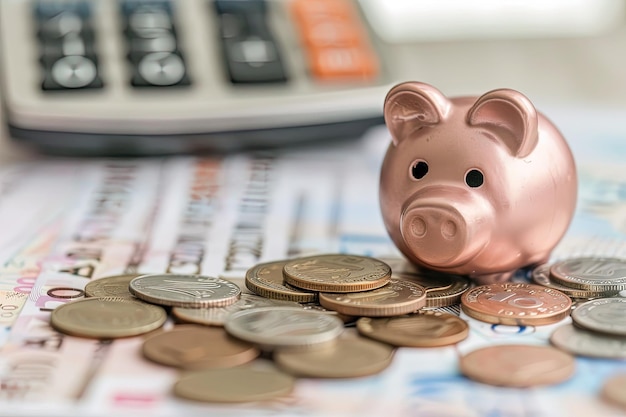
[531,257,626,301]
[49,253,477,403]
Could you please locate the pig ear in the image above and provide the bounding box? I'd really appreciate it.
[467,89,539,158]
[384,82,450,146]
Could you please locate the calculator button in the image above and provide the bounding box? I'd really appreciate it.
[43,55,102,90]
[35,1,91,19]
[223,38,286,83]
[291,0,355,23]
[38,10,83,38]
[40,33,96,58]
[133,52,189,87]
[309,47,378,80]
[300,18,363,48]
[214,0,266,16]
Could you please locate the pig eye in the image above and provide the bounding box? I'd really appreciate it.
[411,160,428,180]
[465,169,484,188]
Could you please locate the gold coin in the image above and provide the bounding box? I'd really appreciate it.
[85,274,142,298]
[356,311,468,347]
[274,336,394,378]
[394,270,471,308]
[319,278,426,317]
[51,297,167,339]
[601,373,626,410]
[173,367,294,403]
[245,260,317,303]
[142,324,259,369]
[460,283,571,326]
[460,345,575,387]
[283,254,391,293]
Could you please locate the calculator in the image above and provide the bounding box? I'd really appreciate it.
[0,0,393,155]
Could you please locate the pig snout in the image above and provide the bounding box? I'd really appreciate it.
[400,188,492,268]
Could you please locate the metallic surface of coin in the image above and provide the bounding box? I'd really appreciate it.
[319,278,426,317]
[394,271,472,308]
[274,337,394,378]
[51,297,167,339]
[172,294,300,326]
[129,274,241,308]
[85,274,141,298]
[601,373,626,410]
[224,306,343,349]
[356,311,469,347]
[142,325,259,369]
[460,283,571,326]
[245,260,317,303]
[550,324,626,359]
[173,367,294,403]
[283,254,391,293]
[571,298,626,336]
[460,345,575,387]
[531,264,618,298]
[550,257,626,290]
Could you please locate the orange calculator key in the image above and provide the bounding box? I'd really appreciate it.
[291,0,355,22]
[309,46,378,80]
[300,17,363,48]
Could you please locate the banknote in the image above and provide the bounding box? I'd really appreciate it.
[2,114,626,416]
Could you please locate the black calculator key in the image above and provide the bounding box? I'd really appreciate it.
[42,55,102,90]
[223,37,286,83]
[128,34,177,57]
[218,12,248,39]
[214,0,266,16]
[40,32,96,59]
[35,1,91,19]
[131,51,190,87]
[121,0,172,16]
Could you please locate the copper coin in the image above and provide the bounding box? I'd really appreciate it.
[274,337,394,378]
[460,283,571,326]
[550,257,626,291]
[460,345,575,387]
[142,325,259,369]
[85,274,141,298]
[601,373,626,410]
[283,254,391,293]
[531,264,618,299]
[319,278,426,317]
[356,311,469,347]
[245,260,317,303]
[174,367,294,403]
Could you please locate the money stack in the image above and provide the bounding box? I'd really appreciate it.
[45,254,626,406]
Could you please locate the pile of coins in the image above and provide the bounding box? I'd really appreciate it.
[46,254,626,408]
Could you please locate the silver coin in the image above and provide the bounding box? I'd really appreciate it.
[129,274,241,308]
[224,306,344,349]
[550,324,626,359]
[172,294,300,326]
[532,264,618,298]
[571,298,626,336]
[550,257,626,291]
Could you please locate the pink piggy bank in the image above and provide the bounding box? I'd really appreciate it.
[379,82,577,282]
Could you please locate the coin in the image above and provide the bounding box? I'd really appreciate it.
[142,325,259,369]
[50,297,167,339]
[601,373,626,410]
[173,367,294,403]
[283,254,391,293]
[319,278,426,317]
[85,274,141,298]
[395,270,471,308]
[356,311,469,347]
[531,264,618,299]
[550,324,626,359]
[245,260,317,303]
[129,274,241,308]
[571,298,626,336]
[274,336,394,378]
[224,306,343,349]
[550,257,626,291]
[460,345,575,387]
[172,294,300,327]
[460,283,571,326]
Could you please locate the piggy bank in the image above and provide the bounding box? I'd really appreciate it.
[379,82,577,282]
